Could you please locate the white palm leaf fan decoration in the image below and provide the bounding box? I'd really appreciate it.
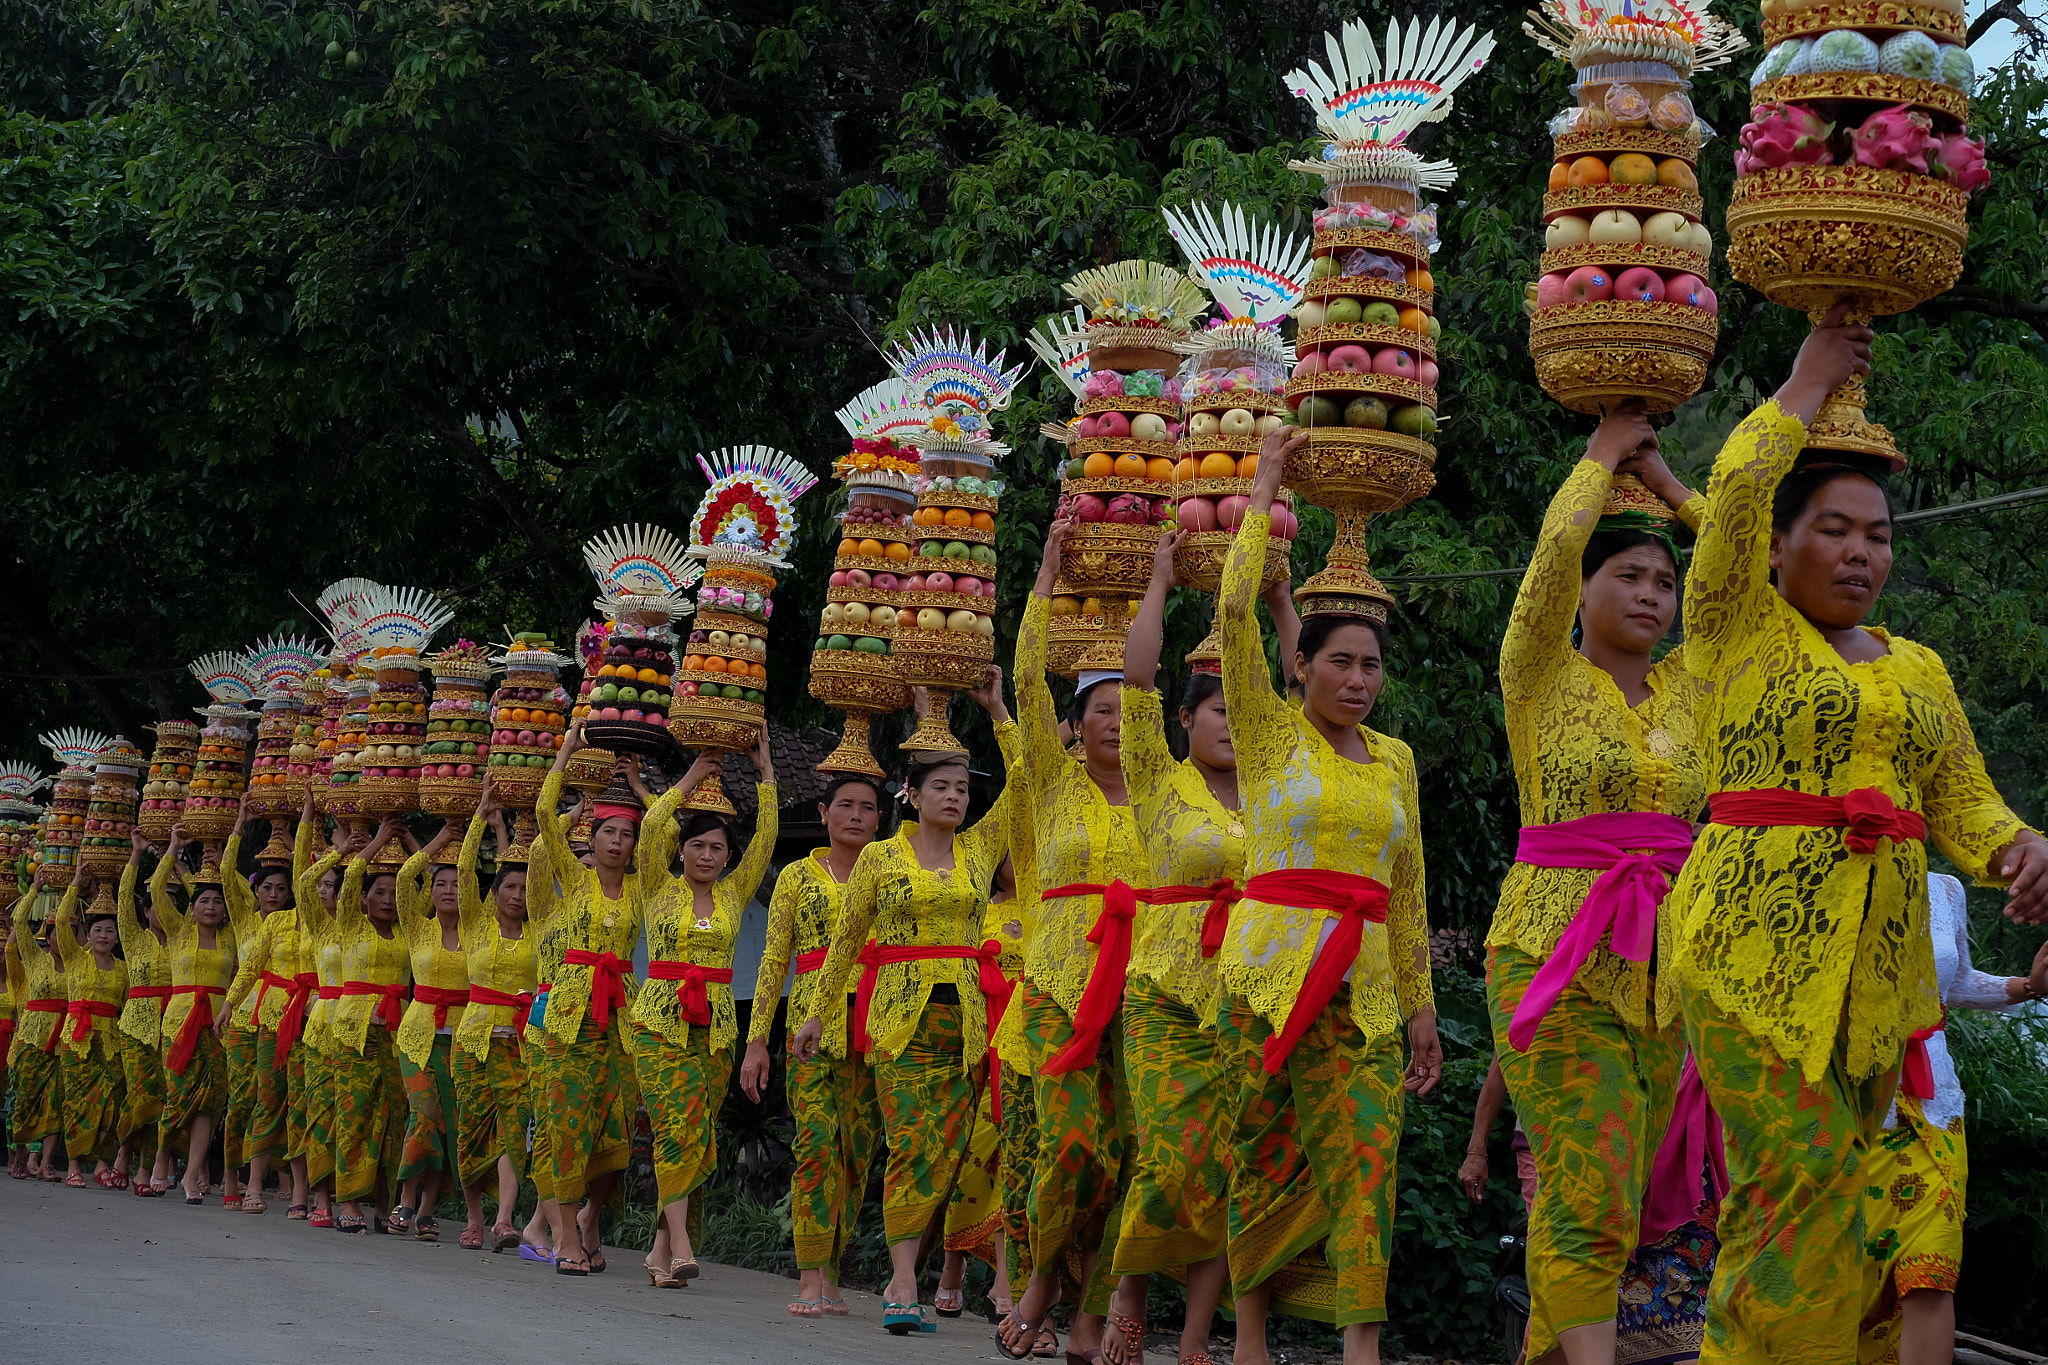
[243,636,325,702]
[1027,305,1093,401]
[350,583,454,664]
[686,445,818,569]
[1524,0,1747,76]
[835,378,928,446]
[188,652,257,719]
[314,576,383,662]
[1061,261,1210,338]
[1285,15,1497,194]
[37,728,111,776]
[888,326,1026,459]
[584,523,699,625]
[0,761,48,817]
[1163,201,1311,364]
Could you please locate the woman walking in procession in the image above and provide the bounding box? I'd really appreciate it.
[157,820,253,1207]
[1484,402,1708,1365]
[222,832,308,1215]
[52,874,130,1188]
[330,818,414,1234]
[293,800,352,1227]
[742,770,888,1316]
[1213,428,1441,1365]
[10,876,69,1182]
[117,835,180,1196]
[793,670,1014,1337]
[1674,308,2048,1362]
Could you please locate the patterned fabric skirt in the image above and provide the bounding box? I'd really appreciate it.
[999,1065,1039,1301]
[282,1032,308,1163]
[540,1015,635,1207]
[1488,945,1687,1360]
[945,1076,1002,1268]
[398,1033,460,1182]
[1023,981,1132,1315]
[117,1032,164,1159]
[1219,990,1406,1329]
[1113,977,1232,1275]
[526,1042,556,1203]
[454,1036,530,1190]
[787,1040,880,1279]
[160,1031,227,1154]
[1616,1219,1719,1365]
[1681,981,1896,1365]
[331,1029,406,1207]
[633,1024,732,1211]
[875,1000,980,1248]
[241,1025,288,1167]
[303,1042,336,1189]
[61,1039,125,1164]
[221,1024,258,1169]
[11,1048,63,1146]
[1856,1097,1966,1365]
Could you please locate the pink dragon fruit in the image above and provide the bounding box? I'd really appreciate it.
[1735,102,1835,176]
[1850,103,1939,174]
[1931,131,1990,194]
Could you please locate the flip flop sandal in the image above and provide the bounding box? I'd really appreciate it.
[309,1210,334,1228]
[108,1172,130,1190]
[787,1299,825,1316]
[385,1206,412,1234]
[185,1193,205,1206]
[935,1286,965,1318]
[93,1170,118,1189]
[883,1302,928,1336]
[337,1215,367,1234]
[1033,1327,1064,1359]
[997,1313,1053,1360]
[518,1241,556,1264]
[414,1215,440,1242]
[243,1197,269,1215]
[821,1295,851,1316]
[1104,1311,1146,1364]
[491,1228,521,1253]
[286,1205,309,1220]
[132,1178,154,1198]
[555,1254,591,1277]
[669,1256,699,1283]
[64,1172,88,1188]
[584,1248,606,1273]
[458,1226,485,1250]
[221,1194,243,1210]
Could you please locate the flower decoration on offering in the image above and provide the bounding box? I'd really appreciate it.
[815,386,924,777]
[490,633,577,849]
[673,446,816,810]
[328,583,454,818]
[241,636,324,857]
[137,720,199,844]
[1725,0,1982,471]
[1283,13,1495,621]
[77,736,145,910]
[885,328,1022,751]
[1523,0,1745,413]
[182,652,256,843]
[413,640,495,819]
[581,523,696,757]
[1159,200,1311,660]
[0,762,50,907]
[833,379,928,479]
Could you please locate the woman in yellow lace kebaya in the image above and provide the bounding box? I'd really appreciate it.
[330,819,416,1233]
[1484,407,1708,1365]
[293,807,353,1227]
[998,528,1150,1363]
[792,672,1013,1338]
[1674,313,2048,1364]
[513,785,580,1261]
[634,741,775,1287]
[534,723,689,1275]
[118,836,181,1197]
[157,822,252,1207]
[216,808,268,1196]
[221,833,305,1216]
[1097,523,1298,1365]
[7,880,68,1179]
[454,785,539,1253]
[741,770,886,1317]
[1216,431,1441,1365]
[385,812,489,1243]
[49,876,130,1187]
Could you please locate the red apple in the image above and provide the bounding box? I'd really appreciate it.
[1271,503,1299,539]
[902,574,926,592]
[980,580,998,597]
[1293,348,1327,377]
[1075,416,1100,439]
[599,707,622,720]
[925,570,954,592]
[1326,345,1372,373]
[954,575,982,596]
[1417,359,1440,389]
[456,764,475,777]
[1536,271,1571,308]
[1614,267,1665,303]
[1564,266,1613,303]
[846,568,872,589]
[1665,273,1710,308]
[828,570,849,587]
[1096,411,1131,439]
[1217,494,1251,529]
[1371,347,1415,378]
[874,573,899,591]
[1697,284,1718,315]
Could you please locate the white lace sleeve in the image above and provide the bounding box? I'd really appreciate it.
[1936,874,2017,1012]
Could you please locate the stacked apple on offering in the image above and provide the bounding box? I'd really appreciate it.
[819,380,927,664]
[329,584,455,817]
[1290,245,1441,442]
[0,764,45,908]
[490,638,576,842]
[1524,0,1746,412]
[416,641,495,817]
[34,729,109,887]
[241,636,324,842]
[182,651,258,842]
[77,737,145,910]
[137,720,199,844]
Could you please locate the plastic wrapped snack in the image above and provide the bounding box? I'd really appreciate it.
[1340,248,1408,281]
[1651,90,1695,131]
[1605,82,1651,128]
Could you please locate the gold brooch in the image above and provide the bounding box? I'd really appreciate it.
[1645,728,1676,760]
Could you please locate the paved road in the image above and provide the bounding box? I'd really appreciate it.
[0,1179,1010,1363]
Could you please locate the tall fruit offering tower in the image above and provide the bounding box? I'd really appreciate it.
[887,328,1023,753]
[811,381,924,776]
[242,636,324,863]
[1725,0,1987,468]
[182,653,257,844]
[78,737,146,913]
[1164,201,1313,660]
[1282,15,1495,616]
[490,634,578,854]
[345,585,455,821]
[34,731,108,889]
[419,641,496,819]
[579,524,694,759]
[1525,0,1746,412]
[137,721,199,845]
[672,447,817,812]
[0,764,48,910]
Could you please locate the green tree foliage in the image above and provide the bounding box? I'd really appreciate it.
[4,1,2045,1351]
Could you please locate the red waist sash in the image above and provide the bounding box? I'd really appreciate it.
[468,985,536,1013]
[1242,869,1390,1074]
[23,998,66,1054]
[273,973,320,1066]
[1709,788,1925,853]
[794,947,830,975]
[341,980,407,1030]
[65,999,119,1043]
[166,985,225,1074]
[1144,879,1242,959]
[127,985,173,1001]
[412,984,470,1031]
[1901,1010,1946,1101]
[316,985,344,1001]
[647,960,734,1028]
[561,950,631,1029]
[1036,881,1139,1077]
[253,969,296,1020]
[848,938,1012,1117]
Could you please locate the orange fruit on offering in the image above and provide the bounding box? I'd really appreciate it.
[1397,307,1429,333]
[971,511,996,531]
[1547,160,1569,191]
[1238,452,1260,479]
[1608,152,1659,185]
[1146,457,1176,481]
[1567,156,1610,187]
[884,541,912,561]
[1198,452,1236,479]
[1082,451,1116,478]
[1174,457,1198,481]
[1113,453,1147,477]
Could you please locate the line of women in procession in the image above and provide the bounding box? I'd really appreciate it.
[6,315,2047,1365]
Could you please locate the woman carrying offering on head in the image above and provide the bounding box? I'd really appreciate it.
[157,820,252,1207]
[36,875,128,1188]
[293,802,355,1227]
[330,816,416,1233]
[221,825,307,1215]
[791,670,1014,1337]
[1214,426,1441,1365]
[1675,308,2048,1362]
[118,832,183,1197]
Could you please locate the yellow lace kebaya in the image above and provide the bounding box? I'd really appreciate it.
[160,840,252,1050]
[521,837,566,1050]
[1013,595,1147,1020]
[117,859,178,1049]
[1485,458,1708,1032]
[533,769,689,1043]
[636,786,777,1054]
[393,824,491,1067]
[1119,685,1243,1023]
[295,825,347,1053]
[751,847,857,1060]
[1676,401,2031,1083]
[457,812,537,1063]
[808,751,1015,1066]
[54,900,127,1059]
[1217,511,1434,1041]
[331,859,415,1055]
[991,723,1039,1072]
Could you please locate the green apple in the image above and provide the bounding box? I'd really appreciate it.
[1344,397,1389,430]
[1308,255,1339,280]
[1362,301,1401,327]
[1388,404,1437,437]
[1426,315,1441,340]
[1323,296,1364,327]
[1065,457,1086,480]
[827,634,853,650]
[1298,394,1345,427]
